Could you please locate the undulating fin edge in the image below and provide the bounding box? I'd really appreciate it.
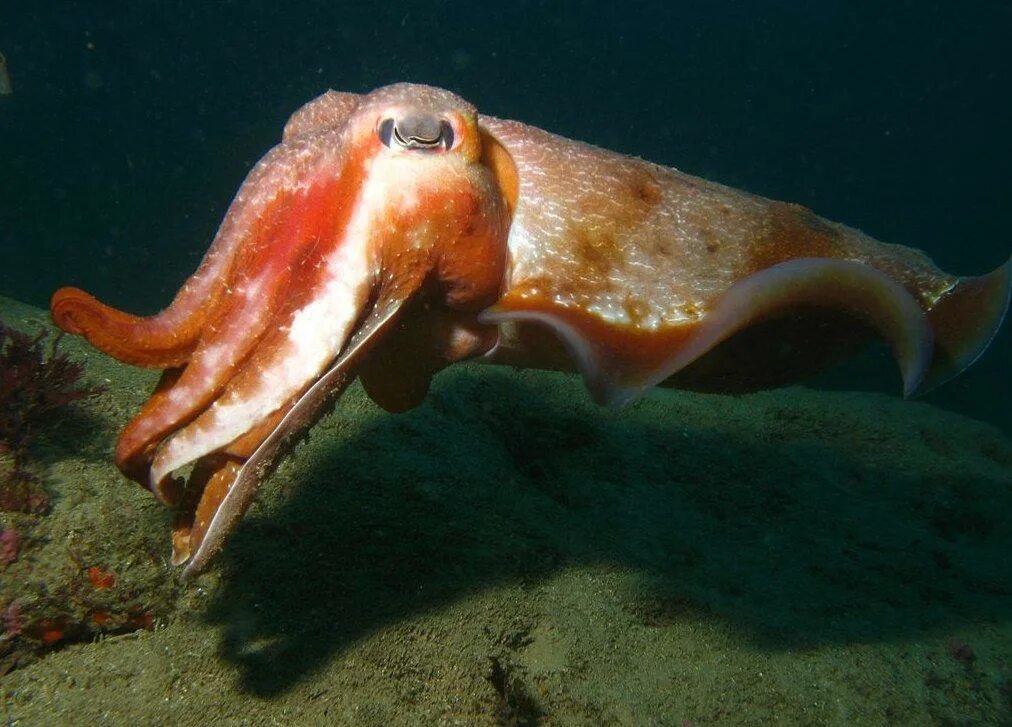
[916,255,1012,395]
[485,258,941,407]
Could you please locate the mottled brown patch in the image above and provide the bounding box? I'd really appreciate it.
[624,297,651,327]
[650,238,674,257]
[573,227,618,275]
[700,227,721,254]
[576,168,663,229]
[629,173,663,206]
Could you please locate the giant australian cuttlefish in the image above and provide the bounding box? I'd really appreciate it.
[50,83,1010,576]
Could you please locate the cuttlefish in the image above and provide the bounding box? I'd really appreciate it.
[50,83,1010,576]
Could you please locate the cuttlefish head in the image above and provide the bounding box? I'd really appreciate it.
[50,83,514,574]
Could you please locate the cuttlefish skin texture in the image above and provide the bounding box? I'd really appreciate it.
[50,83,1011,576]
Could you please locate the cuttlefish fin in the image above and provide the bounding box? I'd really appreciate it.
[178,298,406,578]
[645,258,936,403]
[918,255,1012,394]
[485,258,935,407]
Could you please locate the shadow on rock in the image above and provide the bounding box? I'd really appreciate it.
[202,367,1012,696]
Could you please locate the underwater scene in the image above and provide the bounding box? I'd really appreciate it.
[0,3,1010,725]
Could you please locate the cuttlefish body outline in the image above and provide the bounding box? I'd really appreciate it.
[50,83,1011,576]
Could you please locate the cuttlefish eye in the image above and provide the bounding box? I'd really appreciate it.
[377,114,455,151]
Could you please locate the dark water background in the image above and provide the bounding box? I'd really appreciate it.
[1,1,1009,428]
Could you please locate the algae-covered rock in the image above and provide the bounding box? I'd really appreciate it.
[1,295,1009,725]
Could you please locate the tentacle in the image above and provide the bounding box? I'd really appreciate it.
[359,295,499,412]
[50,287,204,368]
[147,184,383,497]
[170,399,295,565]
[50,118,361,368]
[110,137,374,495]
[113,278,280,492]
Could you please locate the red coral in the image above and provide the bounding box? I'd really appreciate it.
[0,320,103,512]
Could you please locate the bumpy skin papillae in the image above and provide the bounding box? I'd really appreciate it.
[50,83,1009,574]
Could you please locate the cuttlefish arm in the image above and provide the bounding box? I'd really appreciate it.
[181,297,403,577]
[477,115,1011,405]
[51,90,372,498]
[52,84,510,572]
[51,91,365,369]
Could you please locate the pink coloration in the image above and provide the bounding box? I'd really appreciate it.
[0,528,19,566]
